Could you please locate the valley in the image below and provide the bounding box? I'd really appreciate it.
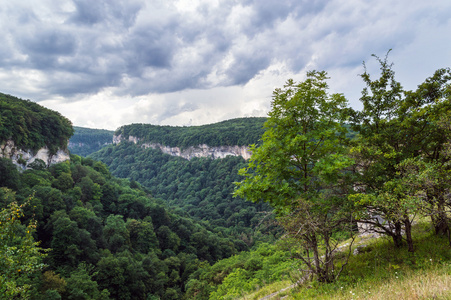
[1,61,451,299]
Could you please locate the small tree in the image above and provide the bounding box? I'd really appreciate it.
[0,190,47,299]
[235,71,354,282]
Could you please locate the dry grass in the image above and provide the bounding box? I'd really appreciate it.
[284,264,451,300]
[328,267,451,300]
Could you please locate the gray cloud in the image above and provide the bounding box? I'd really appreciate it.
[125,26,177,72]
[69,0,142,27]
[1,0,450,128]
[0,1,330,96]
[17,28,78,70]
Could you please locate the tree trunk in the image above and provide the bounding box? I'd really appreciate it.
[311,234,323,281]
[403,215,414,252]
[434,197,449,236]
[392,221,403,248]
[323,233,334,283]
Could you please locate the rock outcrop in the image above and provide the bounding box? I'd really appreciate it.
[113,134,252,160]
[0,140,70,170]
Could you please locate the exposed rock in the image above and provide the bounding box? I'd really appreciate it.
[113,135,252,160]
[0,139,70,170]
[68,142,85,147]
[112,134,123,145]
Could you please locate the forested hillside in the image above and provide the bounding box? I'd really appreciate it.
[0,93,73,153]
[114,117,266,148]
[1,155,250,299]
[71,119,275,243]
[198,59,451,299]
[0,96,257,299]
[69,127,114,157]
[90,143,278,243]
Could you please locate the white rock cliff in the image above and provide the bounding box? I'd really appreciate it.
[113,134,252,160]
[0,140,70,170]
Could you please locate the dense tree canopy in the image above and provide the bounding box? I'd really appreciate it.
[0,153,250,299]
[69,127,114,157]
[90,143,279,243]
[1,54,451,298]
[0,192,47,299]
[0,93,73,154]
[114,117,266,149]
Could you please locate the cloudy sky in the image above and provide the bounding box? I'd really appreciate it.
[1,0,451,130]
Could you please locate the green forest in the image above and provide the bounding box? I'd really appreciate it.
[90,143,278,243]
[0,153,255,299]
[0,93,73,154]
[114,117,266,149]
[1,54,451,299]
[69,127,114,157]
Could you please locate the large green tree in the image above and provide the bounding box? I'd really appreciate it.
[348,53,451,251]
[235,71,354,282]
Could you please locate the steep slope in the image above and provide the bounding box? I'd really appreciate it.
[1,154,250,299]
[113,118,265,160]
[70,118,266,160]
[90,118,278,242]
[0,93,73,168]
[0,93,251,299]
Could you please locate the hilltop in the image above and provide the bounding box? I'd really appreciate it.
[0,93,73,169]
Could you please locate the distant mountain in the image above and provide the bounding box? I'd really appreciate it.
[69,127,114,157]
[114,117,267,149]
[69,118,267,159]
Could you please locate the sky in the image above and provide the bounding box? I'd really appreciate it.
[1,0,451,130]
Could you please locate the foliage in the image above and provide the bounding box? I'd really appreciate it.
[1,92,258,298]
[0,93,73,154]
[2,57,451,299]
[114,117,266,149]
[90,142,279,244]
[235,71,354,283]
[68,127,114,157]
[287,220,451,299]
[347,53,451,251]
[186,243,297,299]
[196,220,451,300]
[0,191,47,299]
[0,154,251,298]
[0,157,21,190]
[64,264,110,300]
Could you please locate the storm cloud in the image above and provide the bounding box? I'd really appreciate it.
[1,0,451,129]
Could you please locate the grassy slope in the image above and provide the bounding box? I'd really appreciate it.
[238,220,451,300]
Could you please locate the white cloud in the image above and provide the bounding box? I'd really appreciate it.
[1,0,450,129]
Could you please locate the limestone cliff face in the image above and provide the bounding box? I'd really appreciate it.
[0,140,70,170]
[113,134,252,160]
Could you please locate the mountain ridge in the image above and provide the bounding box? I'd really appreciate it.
[113,134,253,160]
[70,118,266,159]
[114,117,266,149]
